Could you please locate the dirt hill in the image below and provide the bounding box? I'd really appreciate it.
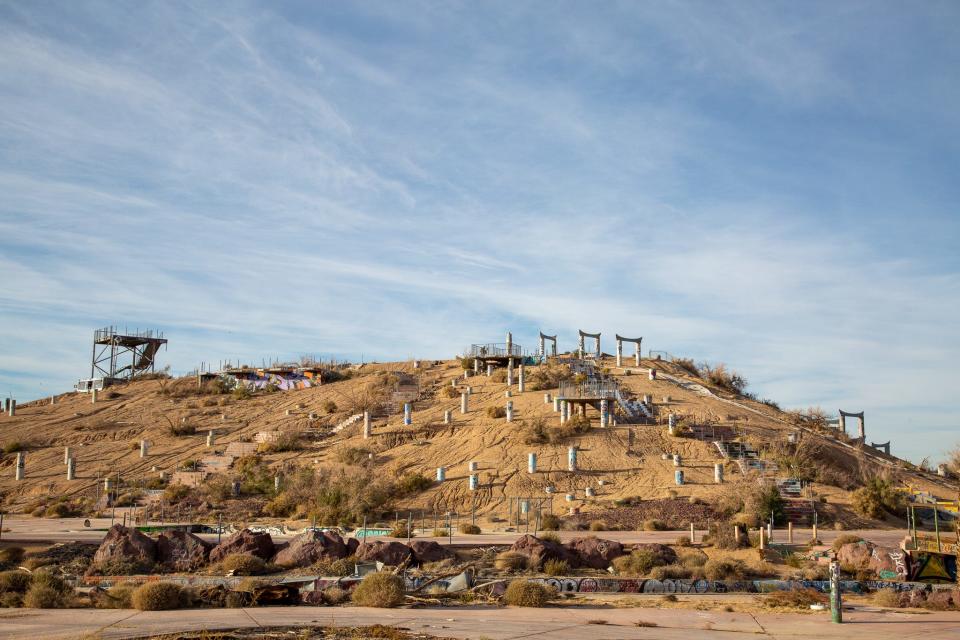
[0,354,953,528]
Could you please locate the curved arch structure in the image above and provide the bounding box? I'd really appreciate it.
[578,330,601,358]
[538,331,557,359]
[838,410,865,439]
[870,441,891,456]
[615,334,642,367]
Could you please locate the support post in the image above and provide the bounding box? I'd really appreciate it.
[460,392,468,414]
[363,411,372,438]
[616,339,623,367]
[830,560,842,623]
[14,452,24,480]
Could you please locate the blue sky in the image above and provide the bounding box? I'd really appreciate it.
[1,1,958,463]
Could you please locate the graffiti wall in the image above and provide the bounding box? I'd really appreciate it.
[911,552,958,583]
[516,578,932,595]
[226,371,319,391]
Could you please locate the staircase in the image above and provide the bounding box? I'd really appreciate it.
[615,391,653,423]
[332,413,364,433]
[714,440,778,475]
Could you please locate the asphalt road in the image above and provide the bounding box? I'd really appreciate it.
[0,516,911,548]
[0,602,957,640]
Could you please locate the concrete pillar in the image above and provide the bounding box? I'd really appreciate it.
[15,452,24,480]
[527,453,537,473]
[3,398,8,413]
[565,493,575,502]
[600,399,609,427]
[466,386,472,395]
[857,416,865,440]
[635,343,641,367]
[937,464,947,477]
[759,527,765,550]
[64,447,71,465]
[568,446,578,472]
[507,359,514,386]
[714,463,724,484]
[675,469,684,485]
[734,526,741,544]
[559,401,568,424]
[506,400,513,422]
[403,403,412,426]
[207,430,216,447]
[648,369,657,381]
[50,396,56,405]
[506,331,513,355]
[232,481,241,497]
[8,399,15,416]
[486,364,493,377]
[66,457,75,481]
[518,364,525,392]
[436,467,445,482]
[473,358,479,375]
[363,411,372,438]
[274,475,281,492]
[159,470,166,481]
[553,397,560,412]
[616,339,623,367]
[469,474,478,491]
[104,478,112,493]
[643,394,652,404]
[594,336,600,357]
[690,522,695,544]
[139,440,149,458]
[505,390,512,398]
[578,334,585,358]
[469,461,479,472]
[539,334,545,358]
[837,414,846,433]
[451,379,457,387]
[788,521,794,543]
[585,486,595,497]
[444,410,452,425]
[91,389,97,404]
[544,393,551,404]
[673,454,682,467]
[668,413,676,435]
[460,393,468,414]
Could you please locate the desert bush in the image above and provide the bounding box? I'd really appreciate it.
[22,584,66,608]
[0,570,32,594]
[98,583,135,609]
[699,363,747,394]
[852,477,904,519]
[540,514,561,531]
[460,357,476,371]
[703,521,749,550]
[163,483,191,504]
[763,588,826,609]
[588,520,607,532]
[323,400,338,414]
[643,519,667,531]
[131,582,183,611]
[168,423,196,437]
[649,564,694,580]
[742,483,785,525]
[486,406,506,419]
[543,559,569,576]
[703,559,747,580]
[459,523,481,535]
[672,358,699,377]
[2,441,26,454]
[259,430,304,453]
[396,472,432,496]
[312,556,357,577]
[677,550,708,568]
[872,588,902,608]
[0,547,25,569]
[539,532,561,544]
[503,580,555,607]
[337,446,372,466]
[321,585,351,605]
[88,557,156,576]
[352,572,405,608]
[675,535,691,547]
[490,368,508,383]
[221,554,266,576]
[432,529,449,537]
[389,523,413,538]
[527,364,572,391]
[612,550,665,576]
[495,551,529,572]
[831,534,864,552]
[442,386,460,398]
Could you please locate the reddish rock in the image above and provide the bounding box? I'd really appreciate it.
[346,537,360,556]
[837,541,907,580]
[409,540,454,564]
[91,524,157,569]
[631,543,677,566]
[509,534,577,568]
[273,530,349,568]
[210,529,275,563]
[354,540,413,566]
[156,530,212,571]
[566,536,624,569]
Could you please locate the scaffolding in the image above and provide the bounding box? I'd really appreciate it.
[76,326,167,391]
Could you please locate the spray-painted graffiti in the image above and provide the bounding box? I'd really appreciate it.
[911,552,958,583]
[525,578,932,595]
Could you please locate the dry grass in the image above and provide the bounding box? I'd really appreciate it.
[543,559,570,576]
[221,553,267,576]
[130,582,183,611]
[763,588,827,609]
[495,551,528,572]
[458,523,480,535]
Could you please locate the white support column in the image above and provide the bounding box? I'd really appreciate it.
[616,339,623,367]
[91,389,97,404]
[460,393,469,414]
[578,335,585,358]
[518,364,525,392]
[553,397,560,412]
[594,336,601,358]
[635,342,641,367]
[436,467,446,482]
[444,410,452,425]
[600,399,609,427]
[363,411,372,438]
[66,457,75,481]
[486,364,493,377]
[207,430,216,447]
[507,359,514,386]
[506,401,514,422]
[568,446,578,472]
[527,453,537,473]
[403,403,412,426]
[715,463,724,484]
[139,440,149,458]
[15,452,24,480]
[64,447,71,465]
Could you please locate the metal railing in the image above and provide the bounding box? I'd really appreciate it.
[558,380,619,400]
[468,343,523,358]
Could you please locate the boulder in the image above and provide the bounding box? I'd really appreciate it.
[156,530,212,572]
[273,530,349,568]
[631,543,677,566]
[91,524,157,569]
[354,540,413,566]
[346,537,360,556]
[210,529,275,563]
[409,540,455,564]
[837,541,907,580]
[566,536,624,569]
[509,534,577,568]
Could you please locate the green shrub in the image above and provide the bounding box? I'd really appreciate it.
[503,580,555,607]
[458,523,481,535]
[543,559,569,576]
[2,441,26,454]
[352,572,405,608]
[221,554,266,576]
[131,582,183,610]
[852,477,904,519]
